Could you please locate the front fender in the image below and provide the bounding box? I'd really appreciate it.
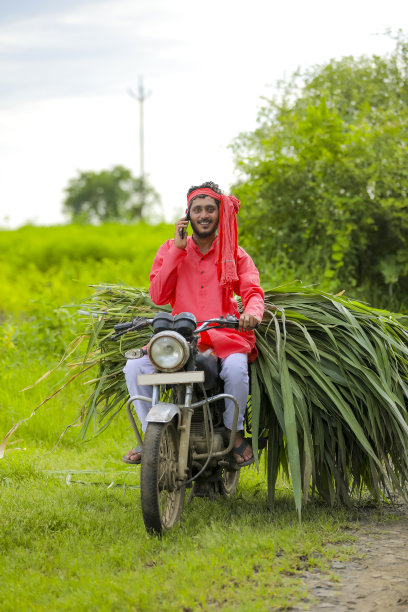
[146,402,180,424]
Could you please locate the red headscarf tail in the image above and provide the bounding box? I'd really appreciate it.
[186,188,241,291]
[217,194,240,288]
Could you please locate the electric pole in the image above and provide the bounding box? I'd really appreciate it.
[128,77,151,213]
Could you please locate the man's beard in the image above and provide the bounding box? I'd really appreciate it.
[190,218,219,238]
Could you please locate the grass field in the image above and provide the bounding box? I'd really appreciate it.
[0,223,391,611]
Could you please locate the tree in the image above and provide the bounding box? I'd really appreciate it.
[63,165,162,224]
[232,33,408,310]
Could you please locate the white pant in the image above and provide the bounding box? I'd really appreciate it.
[123,353,249,433]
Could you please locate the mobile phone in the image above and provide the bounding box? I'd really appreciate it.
[180,212,189,239]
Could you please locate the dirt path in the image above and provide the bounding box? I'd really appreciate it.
[294,507,408,611]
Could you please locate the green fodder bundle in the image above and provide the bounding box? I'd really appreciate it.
[68,283,408,517]
[252,287,408,517]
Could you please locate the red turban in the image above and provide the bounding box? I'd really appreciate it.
[187,188,241,291]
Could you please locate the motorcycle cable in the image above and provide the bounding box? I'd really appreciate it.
[175,382,215,490]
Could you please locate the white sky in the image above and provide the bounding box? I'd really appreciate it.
[0,0,406,227]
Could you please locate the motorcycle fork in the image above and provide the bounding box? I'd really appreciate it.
[177,383,194,482]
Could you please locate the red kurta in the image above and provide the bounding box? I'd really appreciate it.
[149,236,264,361]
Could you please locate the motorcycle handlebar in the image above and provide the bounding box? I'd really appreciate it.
[113,317,153,332]
[113,321,135,332]
[111,317,153,339]
[197,316,259,333]
[196,316,240,332]
[111,314,257,340]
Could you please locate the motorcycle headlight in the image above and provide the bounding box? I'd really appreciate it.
[148,331,190,372]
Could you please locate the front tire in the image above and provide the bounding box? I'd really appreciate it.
[140,421,185,534]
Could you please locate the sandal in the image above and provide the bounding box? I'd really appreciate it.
[122,445,142,465]
[232,439,254,468]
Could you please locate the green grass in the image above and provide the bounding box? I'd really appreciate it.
[1,450,357,612]
[0,223,403,611]
[1,351,357,610]
[0,223,172,314]
[0,314,359,612]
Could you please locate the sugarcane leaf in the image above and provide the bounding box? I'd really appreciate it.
[279,349,302,520]
[250,361,261,470]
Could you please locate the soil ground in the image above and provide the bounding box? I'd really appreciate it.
[294,503,408,611]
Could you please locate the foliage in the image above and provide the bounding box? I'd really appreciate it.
[43,283,408,519]
[253,285,408,517]
[0,223,171,455]
[232,33,408,311]
[0,223,172,316]
[63,165,162,223]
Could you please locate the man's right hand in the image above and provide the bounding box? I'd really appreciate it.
[174,217,188,250]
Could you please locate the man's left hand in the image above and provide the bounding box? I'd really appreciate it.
[239,313,260,332]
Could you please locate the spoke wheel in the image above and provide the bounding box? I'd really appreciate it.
[140,421,185,534]
[219,468,240,497]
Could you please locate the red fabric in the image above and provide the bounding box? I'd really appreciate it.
[187,188,221,204]
[186,188,241,294]
[149,236,264,361]
[217,193,240,286]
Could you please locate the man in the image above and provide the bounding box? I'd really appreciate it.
[123,181,264,466]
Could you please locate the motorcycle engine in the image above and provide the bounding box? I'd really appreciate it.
[190,411,224,454]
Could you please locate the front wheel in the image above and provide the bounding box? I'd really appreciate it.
[140,420,185,534]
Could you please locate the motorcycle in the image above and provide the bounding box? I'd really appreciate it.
[112,311,250,535]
